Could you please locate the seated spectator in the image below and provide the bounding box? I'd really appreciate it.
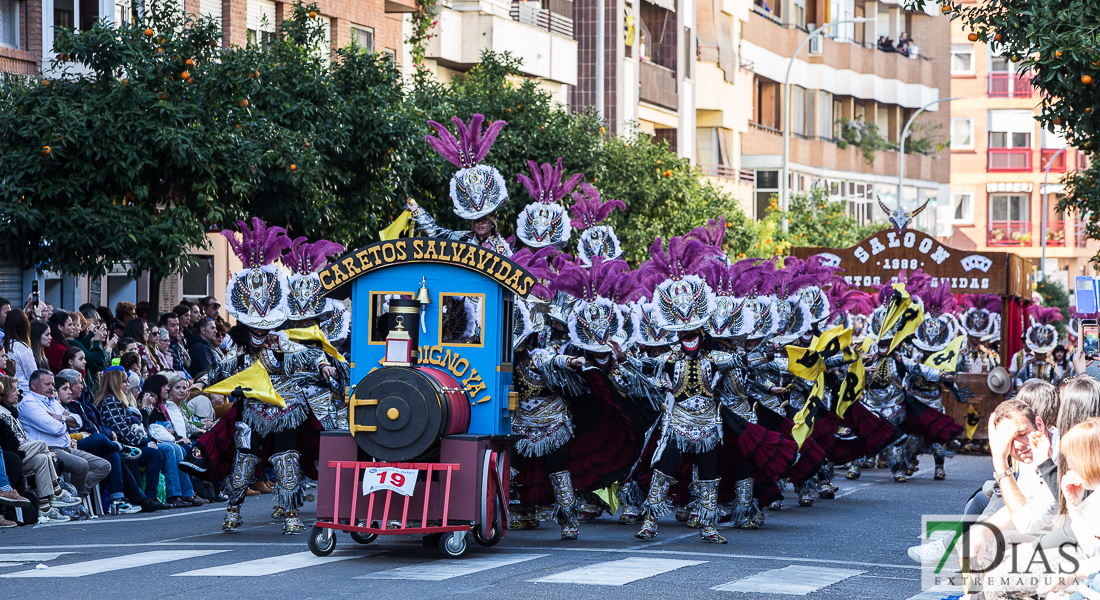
[165,372,208,441]
[0,375,80,523]
[1039,418,1100,598]
[122,319,158,376]
[29,321,51,371]
[0,442,34,527]
[121,350,144,391]
[44,311,75,373]
[147,327,171,372]
[4,310,37,391]
[138,374,205,508]
[60,346,94,392]
[187,318,218,377]
[55,370,143,515]
[70,309,115,377]
[18,369,111,502]
[173,304,192,334]
[159,313,189,373]
[115,301,136,325]
[89,368,168,512]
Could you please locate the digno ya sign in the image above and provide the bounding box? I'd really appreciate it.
[791,229,1028,297]
[316,237,538,298]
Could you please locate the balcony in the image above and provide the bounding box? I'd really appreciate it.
[699,164,739,179]
[640,61,678,111]
[1041,148,1067,173]
[742,126,944,181]
[988,148,1032,172]
[1076,222,1090,248]
[1046,221,1066,247]
[510,0,573,38]
[988,221,1032,247]
[987,73,1033,98]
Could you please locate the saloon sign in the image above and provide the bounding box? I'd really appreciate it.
[791,228,1028,297]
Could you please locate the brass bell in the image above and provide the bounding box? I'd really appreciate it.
[415,276,431,305]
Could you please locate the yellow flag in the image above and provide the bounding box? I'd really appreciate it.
[592,484,620,516]
[926,335,965,373]
[861,283,911,354]
[204,361,286,408]
[283,325,347,362]
[790,375,821,449]
[379,210,413,241]
[965,404,981,439]
[836,357,865,418]
[887,303,924,356]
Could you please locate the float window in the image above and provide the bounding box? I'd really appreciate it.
[368,291,412,344]
[439,293,485,347]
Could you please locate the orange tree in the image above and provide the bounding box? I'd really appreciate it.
[922,0,1100,255]
[0,1,414,279]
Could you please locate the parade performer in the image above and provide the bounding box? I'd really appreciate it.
[509,250,645,539]
[569,183,626,267]
[908,282,960,481]
[957,295,1000,374]
[1014,305,1063,386]
[626,236,734,544]
[515,158,581,249]
[179,219,338,535]
[407,114,513,256]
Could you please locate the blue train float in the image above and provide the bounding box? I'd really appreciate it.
[309,237,536,558]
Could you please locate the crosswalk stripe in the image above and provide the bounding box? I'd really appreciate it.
[358,554,549,581]
[0,550,228,578]
[173,550,370,577]
[712,565,866,595]
[0,553,71,562]
[530,557,706,586]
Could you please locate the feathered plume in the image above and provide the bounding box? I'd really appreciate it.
[827,282,873,315]
[510,246,560,301]
[517,158,583,204]
[569,183,625,229]
[283,237,346,275]
[917,280,956,317]
[424,115,507,169]
[221,217,291,268]
[962,294,1003,314]
[685,217,727,252]
[1028,304,1064,325]
[551,256,632,302]
[641,236,723,286]
[698,257,753,296]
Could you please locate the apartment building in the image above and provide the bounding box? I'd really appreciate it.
[945,16,1098,288]
[693,0,754,206]
[738,0,951,232]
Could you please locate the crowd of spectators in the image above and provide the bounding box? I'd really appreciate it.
[0,294,237,527]
[908,361,1100,600]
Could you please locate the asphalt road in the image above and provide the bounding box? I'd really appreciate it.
[0,454,988,599]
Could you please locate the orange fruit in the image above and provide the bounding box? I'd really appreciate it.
[42,146,51,156]
[290,164,298,171]
[156,47,163,54]
[994,33,1003,42]
[181,71,190,80]
[967,33,978,42]
[1083,75,1093,85]
[1054,117,1063,125]
[144,28,154,36]
[308,10,317,17]
[159,92,167,99]
[941,4,950,13]
[239,99,249,108]
[42,79,50,85]
[185,58,194,66]
[120,78,128,85]
[1055,51,1063,59]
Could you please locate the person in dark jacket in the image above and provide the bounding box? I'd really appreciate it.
[187,318,218,378]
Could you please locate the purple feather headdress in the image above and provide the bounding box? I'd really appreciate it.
[699,257,753,296]
[569,183,625,229]
[641,236,722,284]
[827,282,873,315]
[552,256,633,302]
[1028,304,1064,325]
[221,217,291,268]
[425,114,507,169]
[917,280,956,318]
[283,237,346,275]
[962,294,1003,315]
[510,246,560,301]
[517,158,583,204]
[685,217,727,252]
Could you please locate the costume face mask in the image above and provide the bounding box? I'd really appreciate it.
[680,331,702,354]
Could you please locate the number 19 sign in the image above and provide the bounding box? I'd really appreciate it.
[362,467,419,497]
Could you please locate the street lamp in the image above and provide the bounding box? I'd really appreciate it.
[781,17,874,233]
[1041,146,1067,280]
[897,96,961,212]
